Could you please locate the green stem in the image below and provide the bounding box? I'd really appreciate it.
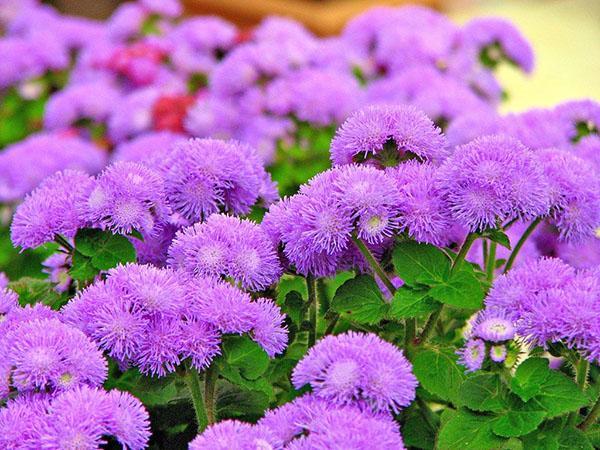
[352,234,396,295]
[569,358,590,426]
[503,217,542,273]
[185,367,209,432]
[416,397,438,432]
[486,241,497,283]
[55,234,74,253]
[579,395,600,431]
[324,313,339,336]
[405,318,416,348]
[307,275,319,347]
[204,364,218,426]
[418,309,442,344]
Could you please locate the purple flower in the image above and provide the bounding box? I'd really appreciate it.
[462,17,534,73]
[556,236,600,269]
[0,287,19,321]
[187,277,287,357]
[43,80,121,130]
[502,109,571,150]
[490,345,507,363]
[445,111,501,147]
[11,170,95,249]
[330,105,449,167]
[0,395,49,449]
[43,252,71,293]
[168,214,282,291]
[0,132,106,202]
[189,420,282,450]
[132,222,179,267]
[78,161,169,235]
[457,338,485,373]
[537,148,600,242]
[184,95,240,138]
[0,318,107,399]
[437,135,551,231]
[555,99,600,142]
[107,87,164,143]
[164,138,276,223]
[112,131,187,165]
[265,68,364,126]
[35,386,150,450]
[292,331,417,413]
[387,162,453,246]
[574,135,600,172]
[471,309,515,342]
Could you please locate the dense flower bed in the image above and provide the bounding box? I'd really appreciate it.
[1,0,599,448]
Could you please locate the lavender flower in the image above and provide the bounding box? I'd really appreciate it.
[11,170,95,249]
[112,131,187,165]
[164,138,276,223]
[189,420,282,450]
[387,162,453,246]
[556,236,600,269]
[457,338,485,372]
[0,318,107,398]
[0,395,49,449]
[292,332,417,413]
[78,161,169,235]
[437,135,551,231]
[471,309,515,342]
[168,214,282,291]
[490,345,507,363]
[555,99,600,143]
[43,252,71,293]
[462,17,534,73]
[0,132,106,202]
[35,386,150,450]
[538,148,600,241]
[502,109,571,150]
[107,87,164,143]
[574,135,600,172]
[330,105,449,167]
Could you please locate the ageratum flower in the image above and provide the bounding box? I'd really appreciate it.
[555,99,600,142]
[11,170,95,250]
[556,236,600,269]
[502,109,571,150]
[330,105,449,167]
[538,148,600,241]
[0,395,49,449]
[456,338,485,373]
[471,309,515,342]
[292,332,417,413]
[42,252,71,293]
[112,131,187,165]
[0,318,107,399]
[189,420,282,450]
[34,386,150,450]
[78,161,169,235]
[0,287,19,321]
[43,80,121,130]
[285,405,406,450]
[462,17,534,73]
[387,161,453,246]
[490,345,507,363]
[63,264,222,376]
[445,111,501,147]
[265,68,364,126]
[164,138,277,223]
[187,277,287,357]
[0,132,106,202]
[132,222,179,267]
[168,214,282,291]
[263,165,399,277]
[574,135,600,172]
[437,135,551,232]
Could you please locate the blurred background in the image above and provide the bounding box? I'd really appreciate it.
[48,0,600,112]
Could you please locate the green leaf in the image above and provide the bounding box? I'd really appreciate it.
[511,357,552,402]
[388,287,440,319]
[413,347,466,405]
[282,290,305,329]
[523,421,594,450]
[218,335,269,381]
[69,251,98,282]
[74,228,136,270]
[216,381,270,422]
[8,276,64,308]
[484,229,512,250]
[584,424,600,448]
[438,409,507,450]
[331,274,389,325]
[392,241,451,286]
[493,408,546,438]
[459,374,507,413]
[403,409,436,449]
[528,369,588,417]
[428,269,484,309]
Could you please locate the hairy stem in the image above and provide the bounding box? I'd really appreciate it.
[486,241,497,283]
[405,318,416,348]
[569,358,590,426]
[352,234,396,295]
[579,394,600,431]
[55,234,74,253]
[185,366,209,433]
[504,217,542,273]
[204,364,218,426]
[307,275,319,347]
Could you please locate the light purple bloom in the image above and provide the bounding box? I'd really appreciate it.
[330,105,449,167]
[11,170,95,249]
[437,135,551,231]
[457,338,485,372]
[0,395,49,449]
[78,161,169,235]
[112,131,187,165]
[0,318,107,399]
[471,309,515,342]
[0,132,106,202]
[43,252,71,293]
[292,331,417,413]
[164,138,276,223]
[189,420,282,450]
[490,345,507,363]
[555,99,600,142]
[556,236,600,269]
[502,109,570,150]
